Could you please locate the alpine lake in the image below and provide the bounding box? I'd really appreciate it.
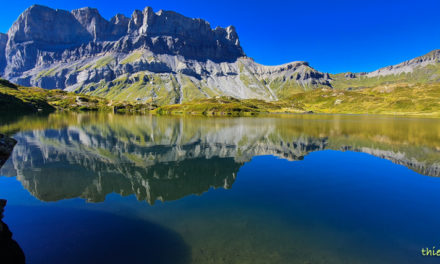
[1,112,440,264]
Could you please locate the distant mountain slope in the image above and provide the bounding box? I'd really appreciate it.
[330,49,440,90]
[0,5,438,104]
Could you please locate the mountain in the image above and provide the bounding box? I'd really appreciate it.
[0,5,331,104]
[0,5,438,104]
[330,49,440,90]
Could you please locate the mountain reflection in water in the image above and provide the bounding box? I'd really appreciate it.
[1,113,440,204]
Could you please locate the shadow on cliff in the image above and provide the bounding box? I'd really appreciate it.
[6,205,191,264]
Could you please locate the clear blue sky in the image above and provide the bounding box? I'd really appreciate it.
[0,0,439,73]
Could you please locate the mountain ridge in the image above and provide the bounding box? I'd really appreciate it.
[0,5,438,104]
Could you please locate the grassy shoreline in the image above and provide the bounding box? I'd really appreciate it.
[1,79,440,118]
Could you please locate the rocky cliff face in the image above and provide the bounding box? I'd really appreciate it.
[1,5,438,103]
[5,5,244,69]
[330,49,440,89]
[0,5,331,103]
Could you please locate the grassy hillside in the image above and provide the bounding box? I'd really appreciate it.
[155,83,440,117]
[2,78,440,117]
[330,62,440,90]
[153,97,304,116]
[0,79,156,115]
[287,83,440,117]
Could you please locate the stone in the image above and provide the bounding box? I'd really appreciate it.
[0,134,16,168]
[0,199,26,264]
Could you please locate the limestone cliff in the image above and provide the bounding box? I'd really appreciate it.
[1,5,438,103]
[0,5,331,103]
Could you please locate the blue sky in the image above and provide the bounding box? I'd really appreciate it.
[0,0,439,73]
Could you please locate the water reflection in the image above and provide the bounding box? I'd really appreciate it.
[1,113,440,204]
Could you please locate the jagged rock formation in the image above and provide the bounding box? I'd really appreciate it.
[0,5,331,103]
[0,5,439,103]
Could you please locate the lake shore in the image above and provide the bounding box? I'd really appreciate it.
[1,79,440,118]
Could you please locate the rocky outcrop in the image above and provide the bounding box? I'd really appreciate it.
[367,49,440,77]
[0,200,25,264]
[0,134,16,168]
[0,5,331,102]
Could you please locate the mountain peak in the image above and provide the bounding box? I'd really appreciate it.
[3,5,245,76]
[8,4,91,45]
[71,7,110,40]
[72,6,99,13]
[26,4,52,12]
[0,4,334,102]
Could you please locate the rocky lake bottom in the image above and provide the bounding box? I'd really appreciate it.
[1,113,440,263]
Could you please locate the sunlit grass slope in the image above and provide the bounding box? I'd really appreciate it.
[155,83,440,117]
[0,79,155,114]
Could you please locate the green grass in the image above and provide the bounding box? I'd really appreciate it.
[3,73,440,118]
[75,56,115,72]
[36,66,60,80]
[154,82,440,117]
[0,79,156,115]
[77,64,92,72]
[0,81,56,113]
[287,83,440,117]
[120,52,143,65]
[93,56,115,69]
[81,73,183,106]
[154,96,294,116]
[330,63,440,90]
[269,76,310,98]
[181,76,207,103]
